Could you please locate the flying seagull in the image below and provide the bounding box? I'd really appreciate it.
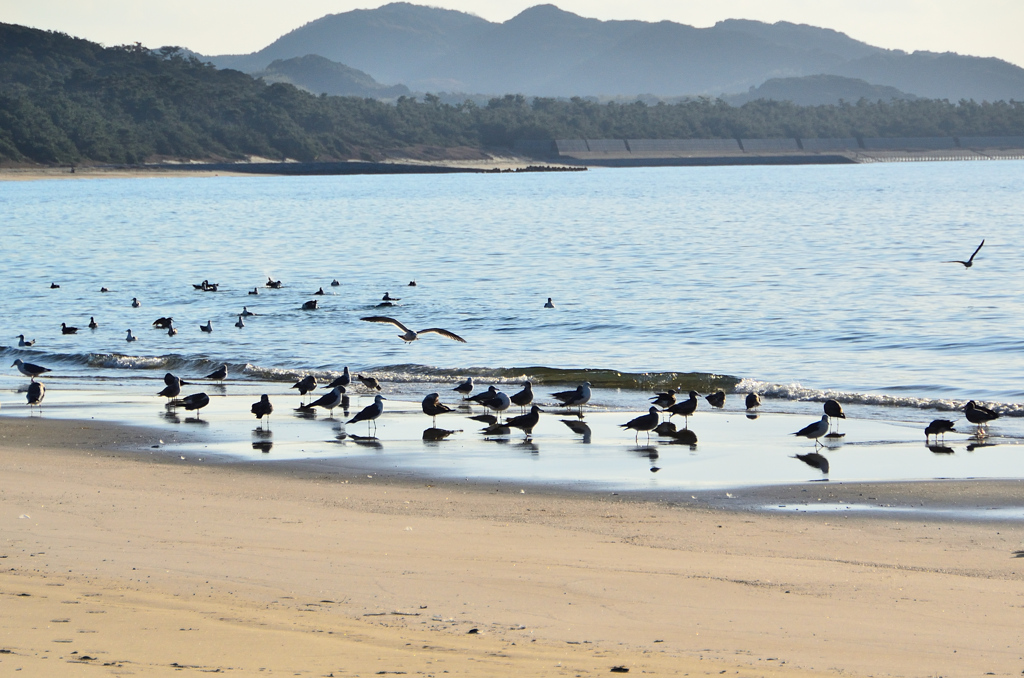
[945,239,984,268]
[360,316,466,343]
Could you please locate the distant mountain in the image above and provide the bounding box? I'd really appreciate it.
[726,75,917,106]
[204,2,1024,102]
[255,55,410,98]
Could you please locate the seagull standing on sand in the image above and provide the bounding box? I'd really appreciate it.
[12,359,51,380]
[468,385,499,404]
[17,334,35,347]
[964,400,999,430]
[292,375,317,400]
[328,366,351,389]
[251,394,273,427]
[347,394,386,434]
[621,406,660,443]
[27,381,45,409]
[945,239,985,268]
[483,390,512,421]
[706,391,726,408]
[823,399,845,433]
[793,415,830,447]
[925,419,955,442]
[205,364,228,380]
[179,392,210,417]
[454,377,474,396]
[650,389,676,409]
[157,377,181,402]
[745,393,761,409]
[125,329,137,342]
[506,405,543,437]
[550,382,592,413]
[357,375,381,391]
[665,391,700,425]
[301,386,345,416]
[422,393,454,426]
[360,316,466,343]
[510,382,534,412]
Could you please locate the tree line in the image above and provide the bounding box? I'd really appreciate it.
[2,23,1023,165]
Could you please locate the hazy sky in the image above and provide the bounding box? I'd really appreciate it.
[3,0,1023,67]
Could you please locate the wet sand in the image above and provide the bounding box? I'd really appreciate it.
[2,417,1023,676]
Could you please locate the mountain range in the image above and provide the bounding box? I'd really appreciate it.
[205,2,1024,102]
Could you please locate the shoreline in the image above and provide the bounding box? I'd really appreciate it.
[2,416,1023,676]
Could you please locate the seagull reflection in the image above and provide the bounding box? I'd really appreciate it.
[293,407,317,420]
[560,418,592,443]
[252,441,273,453]
[794,452,829,473]
[664,428,698,446]
[349,435,383,449]
[515,439,539,454]
[469,413,498,425]
[632,446,659,461]
[423,427,459,441]
[183,416,210,426]
[161,409,181,424]
[482,423,511,436]
[654,421,677,436]
[252,427,272,440]
[928,445,954,454]
[966,442,997,452]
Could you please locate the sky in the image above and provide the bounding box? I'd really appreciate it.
[3,0,1023,68]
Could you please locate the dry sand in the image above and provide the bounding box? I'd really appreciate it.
[2,417,1023,677]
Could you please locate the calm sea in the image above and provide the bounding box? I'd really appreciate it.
[2,161,1023,414]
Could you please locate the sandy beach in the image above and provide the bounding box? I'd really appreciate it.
[2,417,1022,677]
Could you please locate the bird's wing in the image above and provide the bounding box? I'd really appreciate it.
[417,328,467,343]
[968,239,985,262]
[361,316,411,332]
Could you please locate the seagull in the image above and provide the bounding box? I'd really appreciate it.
[125,329,137,342]
[167,326,178,336]
[793,415,830,447]
[205,364,227,380]
[706,391,726,408]
[483,390,512,421]
[621,406,660,443]
[235,315,245,328]
[152,317,173,329]
[131,297,141,308]
[331,279,340,287]
[945,239,984,268]
[17,334,35,347]
[292,375,317,398]
[164,372,188,387]
[551,382,592,412]
[251,394,273,427]
[249,287,259,295]
[179,392,210,416]
[453,377,474,396]
[408,281,417,287]
[506,405,543,437]
[241,307,255,317]
[665,391,700,424]
[314,287,325,296]
[468,385,499,404]
[50,282,60,289]
[745,393,761,409]
[327,366,351,389]
[27,381,45,408]
[88,317,98,330]
[266,277,283,288]
[965,400,999,428]
[357,375,381,391]
[61,322,78,334]
[925,419,956,442]
[422,393,454,426]
[301,300,318,310]
[360,316,466,343]
[12,359,51,380]
[347,394,386,433]
[544,298,554,308]
[510,382,534,411]
[157,377,181,401]
[300,386,344,415]
[200,321,213,333]
[100,287,109,293]
[382,292,400,302]
[824,399,845,433]
[650,389,676,409]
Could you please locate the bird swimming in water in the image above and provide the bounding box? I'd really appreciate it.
[179,392,210,416]
[61,322,78,334]
[621,406,660,443]
[505,405,543,437]
[665,391,700,424]
[945,239,984,268]
[331,279,340,286]
[152,317,173,329]
[550,382,592,412]
[200,320,213,333]
[327,366,351,389]
[249,287,259,295]
[382,292,400,302]
[301,300,318,310]
[705,391,726,408]
[347,394,386,433]
[300,386,345,416]
[357,375,381,391]
[205,364,227,380]
[235,315,245,328]
[925,419,956,442]
[125,329,137,342]
[131,297,141,308]
[88,317,98,330]
[167,325,177,336]
[17,334,35,347]
[408,281,417,287]
[12,359,51,380]
[360,316,466,343]
[793,415,830,447]
[745,393,761,409]
[27,380,45,408]
[50,282,60,289]
[544,298,554,308]
[251,394,273,427]
[422,392,454,426]
[453,377,474,396]
[292,375,317,398]
[100,287,109,293]
[267,277,283,289]
[241,307,255,317]
[314,287,325,295]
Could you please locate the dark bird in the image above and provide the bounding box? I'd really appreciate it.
[266,277,283,289]
[706,391,726,408]
[360,316,466,343]
[945,239,984,268]
[179,392,210,415]
[251,394,273,426]
[650,388,676,409]
[327,366,351,390]
[100,287,109,292]
[357,375,381,391]
[422,392,454,426]
[292,375,317,397]
[249,287,259,295]
[157,378,181,401]
[824,399,846,434]
[654,421,677,436]
[88,317,98,330]
[745,393,761,410]
[453,377,474,396]
[12,359,51,380]
[167,326,177,336]
[468,385,499,404]
[205,364,228,380]
[382,292,400,302]
[27,380,45,407]
[300,387,344,415]
[301,300,318,310]
[347,394,386,433]
[965,400,999,427]
[331,279,340,287]
[510,382,534,411]
[505,405,542,436]
[164,372,188,387]
[152,317,173,329]
[235,315,245,328]
[665,428,698,446]
[314,287,325,296]
[550,382,592,411]
[794,452,829,473]
[192,280,207,290]
[199,320,213,333]
[544,297,554,308]
[17,334,35,347]
[621,406,660,442]
[483,390,512,421]
[241,307,255,317]
[408,281,417,287]
[50,282,60,289]
[793,415,830,447]
[925,419,956,442]
[61,322,78,334]
[665,391,700,424]
[469,413,498,425]
[560,419,592,441]
[131,297,141,308]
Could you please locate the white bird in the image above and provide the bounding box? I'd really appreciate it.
[793,415,830,447]
[347,394,386,433]
[125,329,137,342]
[235,315,245,328]
[301,386,344,415]
[131,297,141,308]
[17,334,35,347]
[360,316,466,343]
[12,358,51,380]
[200,320,213,333]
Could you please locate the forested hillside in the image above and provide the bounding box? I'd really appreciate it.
[2,24,1024,166]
